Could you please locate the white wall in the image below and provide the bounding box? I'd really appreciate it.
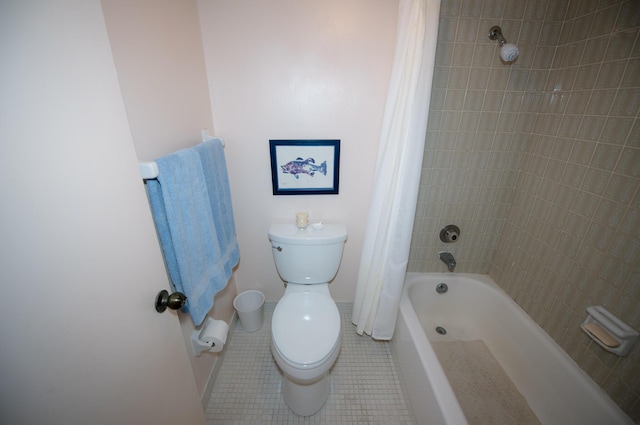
[198,0,399,301]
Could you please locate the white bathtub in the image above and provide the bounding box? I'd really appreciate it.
[392,272,632,425]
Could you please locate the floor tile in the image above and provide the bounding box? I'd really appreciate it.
[206,303,415,424]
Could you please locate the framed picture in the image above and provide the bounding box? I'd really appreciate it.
[269,139,340,195]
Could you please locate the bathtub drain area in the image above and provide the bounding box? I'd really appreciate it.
[432,340,542,425]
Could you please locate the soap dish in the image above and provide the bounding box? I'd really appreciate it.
[581,305,638,356]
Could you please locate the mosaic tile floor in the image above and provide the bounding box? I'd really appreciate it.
[432,340,542,425]
[206,303,415,424]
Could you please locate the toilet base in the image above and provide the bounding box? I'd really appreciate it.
[282,372,330,416]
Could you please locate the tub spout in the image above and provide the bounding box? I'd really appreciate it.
[439,252,456,272]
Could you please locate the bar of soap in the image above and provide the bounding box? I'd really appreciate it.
[584,322,620,348]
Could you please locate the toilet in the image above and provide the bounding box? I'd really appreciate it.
[268,222,347,416]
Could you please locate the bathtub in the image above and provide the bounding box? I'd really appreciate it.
[392,272,632,425]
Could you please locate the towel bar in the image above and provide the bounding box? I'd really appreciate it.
[138,132,223,180]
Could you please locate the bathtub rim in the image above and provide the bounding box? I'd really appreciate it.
[398,273,469,425]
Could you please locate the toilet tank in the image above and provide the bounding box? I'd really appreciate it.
[269,223,347,284]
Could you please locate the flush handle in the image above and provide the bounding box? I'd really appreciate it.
[155,290,187,313]
[272,245,283,252]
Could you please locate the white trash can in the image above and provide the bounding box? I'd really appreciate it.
[233,290,265,332]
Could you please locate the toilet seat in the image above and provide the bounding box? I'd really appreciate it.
[272,291,340,367]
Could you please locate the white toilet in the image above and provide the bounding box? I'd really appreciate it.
[268,222,347,416]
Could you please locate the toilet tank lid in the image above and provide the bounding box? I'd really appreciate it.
[269,223,347,245]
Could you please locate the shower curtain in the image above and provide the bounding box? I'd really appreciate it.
[352,0,440,339]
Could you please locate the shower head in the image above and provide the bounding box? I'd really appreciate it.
[488,25,519,63]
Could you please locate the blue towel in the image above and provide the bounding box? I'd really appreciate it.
[146,139,239,325]
[195,140,240,282]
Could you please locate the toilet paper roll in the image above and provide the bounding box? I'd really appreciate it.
[199,318,229,353]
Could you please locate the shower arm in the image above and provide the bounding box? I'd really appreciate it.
[488,26,508,46]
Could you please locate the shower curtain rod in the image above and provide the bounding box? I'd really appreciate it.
[138,131,223,180]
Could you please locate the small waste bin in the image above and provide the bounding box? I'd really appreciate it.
[233,290,265,332]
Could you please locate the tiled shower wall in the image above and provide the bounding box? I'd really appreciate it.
[409,0,539,273]
[492,0,640,419]
[409,0,640,420]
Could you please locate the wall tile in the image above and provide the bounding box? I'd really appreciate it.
[590,143,621,170]
[616,147,640,177]
[545,0,570,21]
[577,115,606,141]
[569,13,595,43]
[524,0,549,20]
[581,167,610,195]
[471,44,497,67]
[615,0,640,30]
[611,88,640,116]
[440,0,461,17]
[594,198,625,229]
[595,60,626,88]
[574,63,600,89]
[590,5,621,37]
[582,36,609,64]
[605,174,638,204]
[558,114,582,138]
[456,18,480,42]
[604,29,637,61]
[444,89,466,110]
[565,90,590,113]
[458,0,483,18]
[467,67,491,88]
[452,43,476,66]
[487,67,511,90]
[539,21,563,45]
[502,1,527,19]
[448,67,471,89]
[621,57,640,87]
[481,0,505,18]
[521,20,544,44]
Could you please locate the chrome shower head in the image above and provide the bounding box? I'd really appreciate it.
[489,25,519,63]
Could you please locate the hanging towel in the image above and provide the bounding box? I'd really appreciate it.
[195,140,240,282]
[146,139,239,325]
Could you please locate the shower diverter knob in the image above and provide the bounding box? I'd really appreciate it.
[439,225,460,243]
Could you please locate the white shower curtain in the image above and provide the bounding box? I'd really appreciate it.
[352,0,440,339]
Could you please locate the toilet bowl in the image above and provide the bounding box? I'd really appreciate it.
[268,223,347,416]
[271,284,341,416]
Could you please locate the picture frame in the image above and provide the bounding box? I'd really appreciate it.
[269,139,340,195]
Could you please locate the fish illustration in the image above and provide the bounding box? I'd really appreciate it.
[281,157,327,179]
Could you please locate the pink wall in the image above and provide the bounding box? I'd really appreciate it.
[198,0,400,301]
[102,0,214,160]
[1,1,204,422]
[102,0,233,402]
[101,0,401,398]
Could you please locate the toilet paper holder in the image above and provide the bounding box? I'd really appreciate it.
[191,317,229,357]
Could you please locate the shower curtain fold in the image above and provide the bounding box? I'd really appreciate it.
[352,0,440,340]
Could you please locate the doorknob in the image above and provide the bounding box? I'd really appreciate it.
[155,290,187,313]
